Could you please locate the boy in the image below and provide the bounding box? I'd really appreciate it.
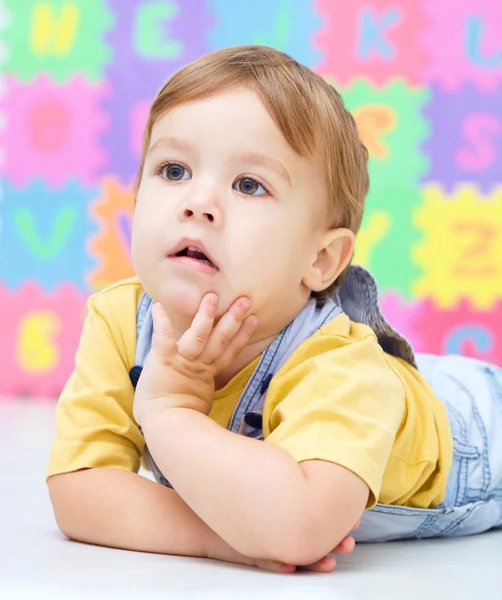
[47,46,502,574]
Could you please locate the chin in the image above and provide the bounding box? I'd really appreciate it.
[163,287,205,319]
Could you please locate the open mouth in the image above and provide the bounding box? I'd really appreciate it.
[176,246,216,268]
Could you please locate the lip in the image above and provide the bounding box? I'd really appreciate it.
[167,237,219,273]
[168,255,219,276]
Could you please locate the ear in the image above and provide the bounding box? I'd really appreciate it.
[303,228,355,293]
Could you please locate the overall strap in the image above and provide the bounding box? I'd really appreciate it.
[227,296,343,435]
[227,265,417,437]
[134,293,154,368]
[337,265,416,367]
[130,293,171,487]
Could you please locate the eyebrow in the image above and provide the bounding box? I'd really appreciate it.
[147,137,292,187]
[237,151,292,187]
[148,137,195,155]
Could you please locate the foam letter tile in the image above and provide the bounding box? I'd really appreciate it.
[2,0,113,83]
[424,84,502,192]
[0,180,98,291]
[337,78,430,189]
[0,283,88,398]
[416,298,502,367]
[413,184,502,310]
[0,75,109,187]
[104,0,213,183]
[422,0,502,91]
[315,0,428,85]
[88,177,135,291]
[208,0,321,68]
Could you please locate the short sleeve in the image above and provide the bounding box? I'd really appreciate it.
[47,281,145,480]
[263,331,406,508]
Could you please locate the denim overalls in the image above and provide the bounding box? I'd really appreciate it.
[129,266,502,543]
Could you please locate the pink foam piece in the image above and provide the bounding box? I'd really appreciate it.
[422,0,502,91]
[416,299,502,366]
[0,283,88,399]
[0,75,109,188]
[315,0,428,85]
[380,293,429,352]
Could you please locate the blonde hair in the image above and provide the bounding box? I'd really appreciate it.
[138,45,369,293]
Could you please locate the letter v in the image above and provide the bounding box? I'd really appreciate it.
[14,206,77,259]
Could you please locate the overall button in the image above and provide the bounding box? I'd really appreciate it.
[243,411,263,429]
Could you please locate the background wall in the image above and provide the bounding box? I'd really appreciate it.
[0,0,501,398]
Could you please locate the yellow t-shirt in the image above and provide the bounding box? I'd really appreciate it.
[47,277,453,510]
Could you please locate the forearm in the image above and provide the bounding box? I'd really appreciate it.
[48,467,250,565]
[142,408,323,561]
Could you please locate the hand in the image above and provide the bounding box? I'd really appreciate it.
[133,294,258,426]
[211,521,361,574]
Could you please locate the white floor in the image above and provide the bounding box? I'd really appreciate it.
[1,400,501,600]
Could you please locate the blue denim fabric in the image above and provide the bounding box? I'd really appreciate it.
[354,354,502,542]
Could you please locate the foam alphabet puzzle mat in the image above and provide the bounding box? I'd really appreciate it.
[0,0,500,397]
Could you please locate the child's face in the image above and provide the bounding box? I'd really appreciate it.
[132,86,329,335]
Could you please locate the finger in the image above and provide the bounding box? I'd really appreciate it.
[330,535,355,555]
[151,303,177,358]
[303,556,337,573]
[254,559,296,573]
[201,297,252,363]
[213,315,258,373]
[177,294,218,360]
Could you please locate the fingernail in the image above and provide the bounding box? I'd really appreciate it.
[240,298,251,311]
[208,294,218,306]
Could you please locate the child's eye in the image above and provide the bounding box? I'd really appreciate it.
[234,177,269,197]
[158,162,191,181]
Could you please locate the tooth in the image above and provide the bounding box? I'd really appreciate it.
[187,246,199,251]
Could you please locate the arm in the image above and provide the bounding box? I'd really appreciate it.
[49,467,357,573]
[47,290,357,573]
[45,289,255,567]
[134,299,397,567]
[142,408,368,566]
[48,467,254,566]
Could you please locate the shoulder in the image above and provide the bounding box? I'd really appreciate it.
[88,276,144,317]
[272,312,405,400]
[84,277,144,359]
[263,313,407,507]
[280,312,384,366]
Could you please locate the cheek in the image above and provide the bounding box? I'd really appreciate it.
[231,235,305,289]
[255,218,311,264]
[132,190,167,242]
[130,208,159,272]
[130,211,145,259]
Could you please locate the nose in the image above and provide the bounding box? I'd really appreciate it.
[178,190,221,225]
[181,206,215,223]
